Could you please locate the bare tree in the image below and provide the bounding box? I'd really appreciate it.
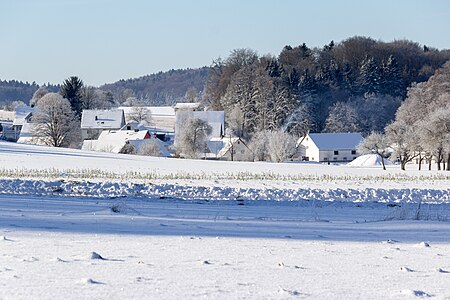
[358,132,390,170]
[31,93,80,147]
[128,106,152,125]
[81,86,115,110]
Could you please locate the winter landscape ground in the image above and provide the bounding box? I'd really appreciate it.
[1,141,450,299]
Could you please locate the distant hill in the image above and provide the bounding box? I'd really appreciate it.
[0,80,59,108]
[100,67,209,106]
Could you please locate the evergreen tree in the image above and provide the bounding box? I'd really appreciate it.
[60,76,84,118]
[382,55,404,97]
[357,56,382,95]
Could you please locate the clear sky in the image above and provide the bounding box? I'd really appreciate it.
[1,0,449,87]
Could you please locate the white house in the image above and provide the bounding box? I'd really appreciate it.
[207,137,252,161]
[81,109,126,140]
[298,133,363,163]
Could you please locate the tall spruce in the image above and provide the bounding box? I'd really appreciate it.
[60,76,84,118]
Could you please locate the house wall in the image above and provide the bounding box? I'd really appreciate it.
[300,138,320,161]
[319,149,358,163]
[221,141,252,161]
[81,128,103,141]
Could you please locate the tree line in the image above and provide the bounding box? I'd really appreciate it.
[203,36,450,140]
[360,61,450,171]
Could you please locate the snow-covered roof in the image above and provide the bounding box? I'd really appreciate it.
[0,110,15,121]
[81,109,125,129]
[82,129,150,153]
[13,106,35,126]
[306,133,363,150]
[118,106,176,132]
[129,139,171,157]
[119,106,175,118]
[174,102,204,111]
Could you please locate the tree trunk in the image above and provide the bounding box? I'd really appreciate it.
[381,155,386,170]
[418,155,422,171]
[447,153,450,171]
[401,159,406,171]
[429,158,432,171]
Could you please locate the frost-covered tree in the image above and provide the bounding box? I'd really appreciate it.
[381,55,404,97]
[385,121,417,170]
[324,102,359,133]
[358,132,390,170]
[355,93,401,134]
[3,100,26,111]
[221,66,256,139]
[284,104,311,137]
[183,87,200,103]
[393,61,450,170]
[31,93,80,147]
[138,139,163,157]
[81,86,115,110]
[122,96,142,107]
[174,117,212,159]
[357,56,382,95]
[417,107,450,170]
[248,130,270,162]
[266,130,297,163]
[30,87,48,107]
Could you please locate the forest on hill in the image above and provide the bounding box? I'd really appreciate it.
[99,67,209,106]
[202,36,450,137]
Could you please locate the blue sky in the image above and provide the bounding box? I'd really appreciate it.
[1,0,449,86]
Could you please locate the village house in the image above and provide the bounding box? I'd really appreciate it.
[81,109,126,140]
[0,109,15,141]
[119,106,176,142]
[298,132,363,163]
[82,129,150,153]
[208,137,253,161]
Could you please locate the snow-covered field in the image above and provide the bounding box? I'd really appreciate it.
[1,141,450,299]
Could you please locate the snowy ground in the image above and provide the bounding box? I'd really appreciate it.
[1,141,450,299]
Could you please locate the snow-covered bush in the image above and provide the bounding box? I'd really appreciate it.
[138,140,162,157]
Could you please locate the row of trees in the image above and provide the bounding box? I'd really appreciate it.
[359,61,450,171]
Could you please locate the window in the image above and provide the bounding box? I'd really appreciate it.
[324,157,328,161]
[334,150,339,155]
[343,157,347,160]
[333,157,337,161]
[351,150,356,155]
